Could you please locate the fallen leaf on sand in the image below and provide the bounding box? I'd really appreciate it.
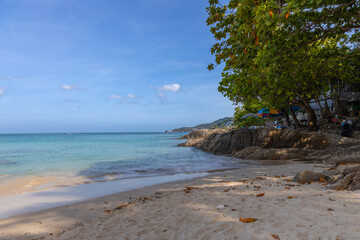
[275,175,281,178]
[271,234,280,240]
[329,198,336,201]
[319,177,327,183]
[184,190,191,193]
[283,179,292,182]
[224,189,230,192]
[104,210,111,213]
[287,196,294,199]
[335,186,344,191]
[115,204,131,210]
[254,185,261,189]
[186,186,198,190]
[231,209,237,211]
[239,218,257,223]
[256,177,265,180]
[282,175,287,177]
[327,208,334,211]
[256,193,265,197]
[284,187,290,190]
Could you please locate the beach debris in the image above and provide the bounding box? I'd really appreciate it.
[239,218,257,223]
[271,234,280,240]
[114,203,132,211]
[275,175,281,178]
[217,205,225,209]
[256,193,265,197]
[254,185,261,189]
[184,186,198,194]
[256,176,266,180]
[224,189,230,192]
[287,196,294,199]
[138,197,150,202]
[238,179,248,183]
[104,210,111,214]
[292,170,327,183]
[231,209,237,211]
[284,187,290,190]
[329,198,336,201]
[283,179,292,182]
[327,208,335,211]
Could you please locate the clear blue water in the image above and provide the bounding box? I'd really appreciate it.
[0,132,242,182]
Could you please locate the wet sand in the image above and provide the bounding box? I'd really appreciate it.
[2,161,360,240]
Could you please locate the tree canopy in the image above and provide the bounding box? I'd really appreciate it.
[207,0,360,130]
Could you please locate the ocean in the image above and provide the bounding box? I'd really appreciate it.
[0,132,242,186]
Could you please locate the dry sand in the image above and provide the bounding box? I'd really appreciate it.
[1,161,360,240]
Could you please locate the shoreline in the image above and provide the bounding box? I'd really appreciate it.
[2,161,351,240]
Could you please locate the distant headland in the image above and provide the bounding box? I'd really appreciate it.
[169,117,233,132]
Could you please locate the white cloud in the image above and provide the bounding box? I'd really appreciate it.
[0,87,5,97]
[108,94,122,99]
[61,85,86,91]
[126,94,136,98]
[159,83,180,92]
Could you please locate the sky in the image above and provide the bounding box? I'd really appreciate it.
[0,0,235,133]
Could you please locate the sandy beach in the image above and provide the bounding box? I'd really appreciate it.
[2,161,360,240]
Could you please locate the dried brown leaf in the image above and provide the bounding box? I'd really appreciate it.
[271,234,280,240]
[256,193,265,197]
[239,218,257,223]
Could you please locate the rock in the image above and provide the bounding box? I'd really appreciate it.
[216,205,225,209]
[292,170,327,182]
[179,129,227,140]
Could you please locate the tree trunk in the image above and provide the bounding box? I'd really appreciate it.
[281,108,291,127]
[316,97,324,116]
[289,106,301,129]
[293,99,318,131]
[323,96,333,123]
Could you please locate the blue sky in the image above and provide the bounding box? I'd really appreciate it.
[0,0,235,133]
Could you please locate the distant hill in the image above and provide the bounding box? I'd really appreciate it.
[171,117,234,132]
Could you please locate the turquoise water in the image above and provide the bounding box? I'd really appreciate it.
[0,133,241,182]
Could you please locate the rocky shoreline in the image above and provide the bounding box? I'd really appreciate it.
[179,128,360,190]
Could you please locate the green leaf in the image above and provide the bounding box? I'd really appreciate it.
[315,0,322,5]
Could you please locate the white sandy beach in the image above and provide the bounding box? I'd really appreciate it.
[2,161,360,240]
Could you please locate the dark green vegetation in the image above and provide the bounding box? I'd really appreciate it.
[207,0,360,131]
[172,117,233,132]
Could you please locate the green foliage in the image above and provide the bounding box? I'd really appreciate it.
[233,105,265,128]
[206,0,360,128]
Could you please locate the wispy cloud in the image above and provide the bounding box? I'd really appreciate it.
[0,87,5,97]
[126,94,136,98]
[158,83,180,92]
[61,85,86,91]
[108,94,122,100]
[119,99,139,104]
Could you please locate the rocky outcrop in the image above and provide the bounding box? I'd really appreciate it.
[179,128,360,190]
[178,128,348,160]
